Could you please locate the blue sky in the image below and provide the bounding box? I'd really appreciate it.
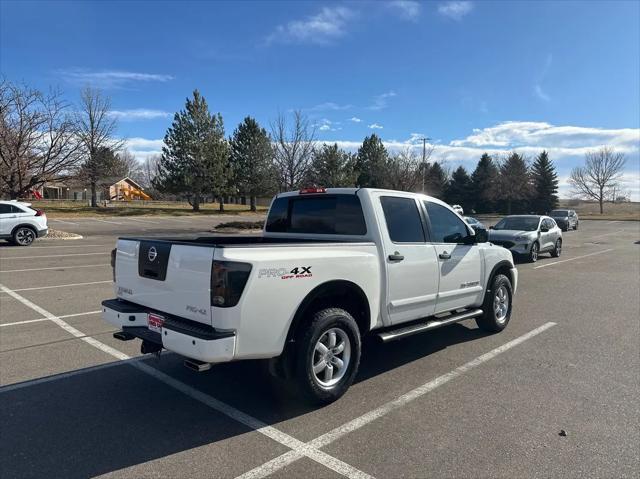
[2,0,639,197]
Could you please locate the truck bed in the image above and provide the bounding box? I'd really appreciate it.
[119,235,374,248]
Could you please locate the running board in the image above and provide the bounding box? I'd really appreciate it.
[377,309,484,343]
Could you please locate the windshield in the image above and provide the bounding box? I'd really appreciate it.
[494,217,539,231]
[550,210,568,216]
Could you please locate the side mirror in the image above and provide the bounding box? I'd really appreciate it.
[489,225,495,230]
[540,226,549,232]
[474,228,488,243]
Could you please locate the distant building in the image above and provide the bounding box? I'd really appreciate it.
[33,177,151,201]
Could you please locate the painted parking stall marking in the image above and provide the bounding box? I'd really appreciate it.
[0,282,373,479]
[236,322,557,479]
[534,248,614,269]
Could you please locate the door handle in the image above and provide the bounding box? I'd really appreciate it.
[388,252,404,261]
[439,251,451,260]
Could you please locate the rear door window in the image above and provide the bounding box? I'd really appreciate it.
[380,196,426,243]
[265,194,367,235]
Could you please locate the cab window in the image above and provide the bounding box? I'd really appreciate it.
[425,201,469,243]
[380,196,425,243]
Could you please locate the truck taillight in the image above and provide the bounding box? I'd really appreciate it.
[211,261,252,308]
[110,248,117,282]
[299,187,326,194]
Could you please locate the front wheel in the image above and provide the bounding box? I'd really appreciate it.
[476,274,513,333]
[574,222,579,230]
[12,227,36,246]
[551,239,562,257]
[528,242,539,263]
[293,307,361,405]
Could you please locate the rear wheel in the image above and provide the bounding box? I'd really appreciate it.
[12,226,36,246]
[293,307,361,405]
[551,239,562,257]
[476,274,513,333]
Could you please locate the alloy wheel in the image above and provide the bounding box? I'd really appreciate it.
[16,228,35,246]
[494,285,510,324]
[311,327,351,388]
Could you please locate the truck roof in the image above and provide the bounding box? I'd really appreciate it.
[276,187,451,208]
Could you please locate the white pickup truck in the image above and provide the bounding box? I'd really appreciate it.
[103,188,517,404]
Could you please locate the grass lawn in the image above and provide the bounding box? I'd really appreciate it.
[559,200,640,221]
[30,200,268,218]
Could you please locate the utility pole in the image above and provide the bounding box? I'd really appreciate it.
[418,137,432,193]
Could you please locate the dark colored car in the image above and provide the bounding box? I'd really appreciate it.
[549,209,579,231]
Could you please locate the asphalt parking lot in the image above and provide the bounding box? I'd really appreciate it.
[1,218,638,478]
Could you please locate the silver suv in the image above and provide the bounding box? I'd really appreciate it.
[549,209,579,231]
[489,215,562,262]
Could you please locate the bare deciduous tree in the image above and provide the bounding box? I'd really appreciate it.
[385,148,422,191]
[271,111,316,190]
[569,146,626,214]
[75,87,124,207]
[0,79,81,199]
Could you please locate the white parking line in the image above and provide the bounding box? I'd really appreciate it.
[236,321,557,479]
[0,244,109,250]
[49,219,79,225]
[125,217,160,224]
[588,229,624,240]
[534,248,614,269]
[0,310,101,327]
[1,252,109,260]
[0,263,109,273]
[0,281,111,292]
[90,218,125,225]
[0,283,372,479]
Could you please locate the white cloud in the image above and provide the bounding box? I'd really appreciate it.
[368,90,397,110]
[266,6,355,45]
[58,69,174,88]
[438,1,474,20]
[388,1,421,21]
[108,109,172,121]
[349,117,362,123]
[534,85,551,102]
[368,123,384,129]
[317,118,342,132]
[306,101,352,111]
[450,121,639,151]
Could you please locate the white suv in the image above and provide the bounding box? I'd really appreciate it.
[0,201,48,246]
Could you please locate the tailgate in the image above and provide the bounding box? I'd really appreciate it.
[114,239,214,325]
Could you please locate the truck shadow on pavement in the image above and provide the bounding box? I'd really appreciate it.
[0,323,484,478]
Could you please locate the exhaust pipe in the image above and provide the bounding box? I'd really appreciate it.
[141,340,162,355]
[184,359,212,372]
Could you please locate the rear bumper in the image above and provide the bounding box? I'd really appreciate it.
[37,227,48,237]
[102,298,236,363]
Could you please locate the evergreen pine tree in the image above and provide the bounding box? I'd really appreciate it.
[154,90,228,211]
[530,150,559,213]
[306,143,355,187]
[355,134,388,187]
[497,152,531,214]
[445,166,472,210]
[471,153,499,213]
[425,162,448,198]
[229,116,275,211]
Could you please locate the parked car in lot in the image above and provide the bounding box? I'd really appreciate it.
[0,201,48,246]
[549,209,579,231]
[464,216,485,231]
[489,215,562,262]
[103,188,518,404]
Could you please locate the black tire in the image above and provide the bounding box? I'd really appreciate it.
[476,274,513,333]
[12,226,36,246]
[550,238,562,258]
[528,241,539,263]
[574,222,579,230]
[293,307,361,405]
